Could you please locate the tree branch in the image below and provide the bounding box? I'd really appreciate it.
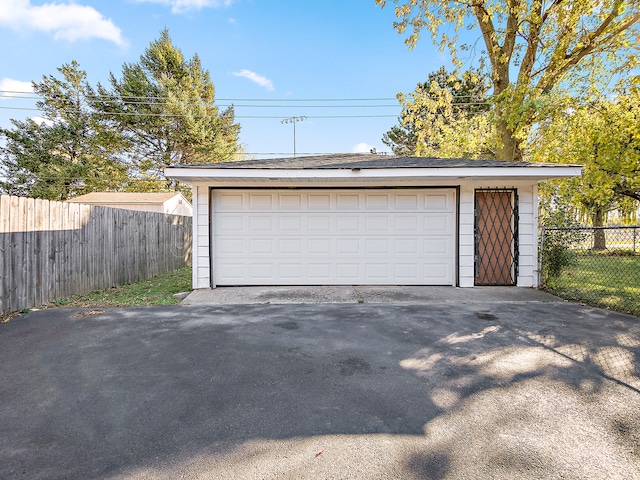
[471,2,503,84]
[613,185,640,202]
[537,5,640,93]
[503,0,520,60]
[516,0,545,89]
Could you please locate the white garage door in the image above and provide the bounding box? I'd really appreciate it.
[212,189,456,285]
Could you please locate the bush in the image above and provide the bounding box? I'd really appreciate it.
[540,207,586,282]
[543,242,576,279]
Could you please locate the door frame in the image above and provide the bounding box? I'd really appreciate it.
[210,186,460,286]
[474,188,519,286]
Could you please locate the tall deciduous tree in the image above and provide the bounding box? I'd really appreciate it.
[382,67,494,158]
[376,0,640,161]
[0,61,127,200]
[96,29,241,185]
[531,89,640,248]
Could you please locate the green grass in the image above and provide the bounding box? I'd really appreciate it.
[544,254,640,317]
[54,266,192,308]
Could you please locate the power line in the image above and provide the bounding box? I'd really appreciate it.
[0,106,402,119]
[0,103,490,116]
[1,96,402,108]
[0,90,397,103]
[0,90,489,102]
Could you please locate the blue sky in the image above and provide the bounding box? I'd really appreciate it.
[0,0,457,158]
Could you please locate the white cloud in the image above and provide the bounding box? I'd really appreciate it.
[353,142,377,153]
[31,116,54,127]
[0,0,127,47]
[0,78,33,99]
[232,69,274,91]
[133,0,232,14]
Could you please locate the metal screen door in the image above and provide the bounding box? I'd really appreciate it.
[474,189,518,286]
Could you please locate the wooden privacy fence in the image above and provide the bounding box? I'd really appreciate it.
[0,194,192,316]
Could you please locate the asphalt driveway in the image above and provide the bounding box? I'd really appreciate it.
[1,298,639,479]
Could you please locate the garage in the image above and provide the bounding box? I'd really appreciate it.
[165,154,581,289]
[212,188,456,285]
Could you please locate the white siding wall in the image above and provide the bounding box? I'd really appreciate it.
[458,186,475,288]
[517,184,538,287]
[190,180,541,289]
[458,181,539,288]
[192,185,211,289]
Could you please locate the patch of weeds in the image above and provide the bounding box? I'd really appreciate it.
[52,266,192,308]
[53,297,76,306]
[1,312,20,323]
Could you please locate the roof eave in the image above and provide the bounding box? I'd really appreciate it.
[165,165,583,184]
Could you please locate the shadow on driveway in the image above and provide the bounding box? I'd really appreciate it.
[1,301,639,479]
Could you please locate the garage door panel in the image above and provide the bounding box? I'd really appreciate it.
[213,189,456,285]
[395,238,419,254]
[421,214,452,234]
[309,263,331,279]
[337,194,360,209]
[308,194,331,209]
[336,215,360,231]
[280,263,303,280]
[250,264,273,279]
[395,194,420,209]
[249,194,272,209]
[366,264,389,279]
[394,215,419,232]
[365,238,389,254]
[425,264,449,280]
[217,193,244,209]
[365,216,389,231]
[249,238,272,254]
[216,215,243,231]
[278,215,302,231]
[424,238,451,255]
[337,264,360,279]
[336,238,359,254]
[365,194,389,209]
[218,238,244,254]
[278,238,302,254]
[309,216,331,231]
[217,263,244,280]
[249,216,272,231]
[395,263,419,279]
[425,193,450,210]
[278,194,303,209]
[308,238,332,254]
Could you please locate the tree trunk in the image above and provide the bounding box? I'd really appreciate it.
[496,118,523,161]
[592,208,606,250]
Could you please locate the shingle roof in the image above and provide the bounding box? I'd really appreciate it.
[67,192,183,204]
[168,154,573,170]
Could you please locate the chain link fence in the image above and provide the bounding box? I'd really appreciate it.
[539,226,640,317]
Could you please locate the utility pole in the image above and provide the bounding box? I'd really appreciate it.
[281,116,306,157]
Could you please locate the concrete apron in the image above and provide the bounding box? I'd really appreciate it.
[182,286,561,306]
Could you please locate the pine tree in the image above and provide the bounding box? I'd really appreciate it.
[95,29,241,186]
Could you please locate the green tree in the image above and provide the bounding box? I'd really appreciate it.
[382,67,494,158]
[96,29,241,186]
[531,89,640,248]
[376,0,640,161]
[0,61,127,200]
